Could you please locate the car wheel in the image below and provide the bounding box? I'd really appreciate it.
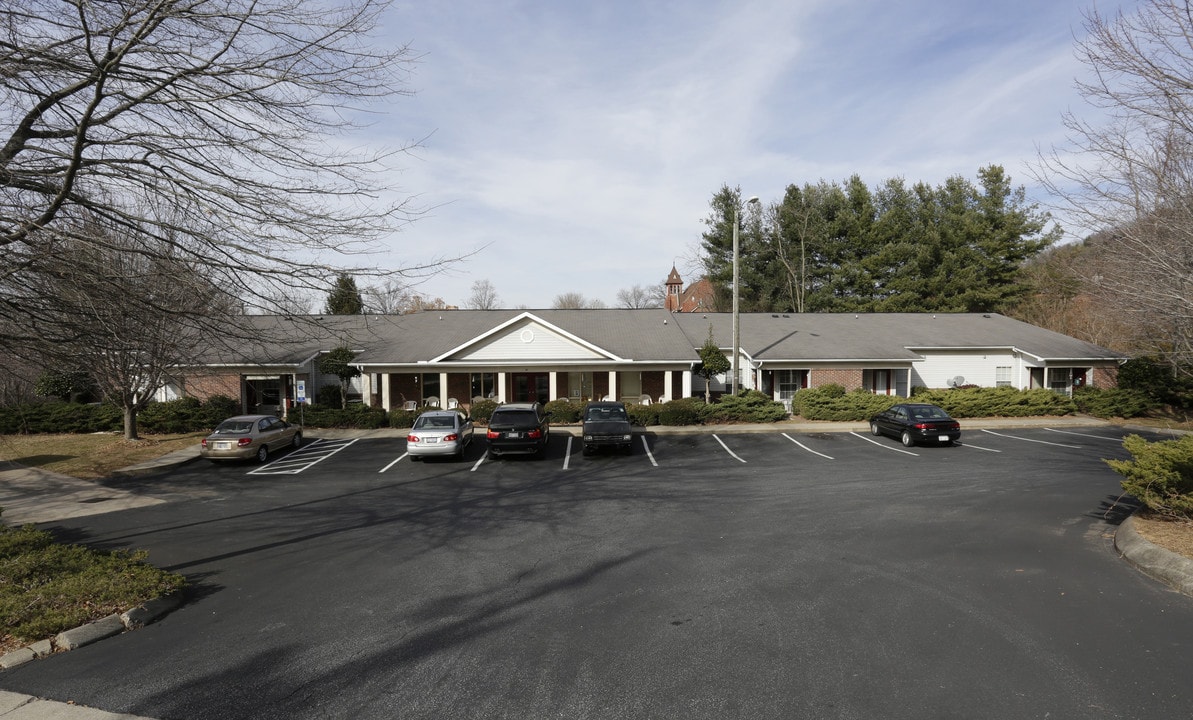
[900,431,915,448]
[870,421,881,437]
[256,445,269,463]
[291,433,302,449]
[582,445,593,456]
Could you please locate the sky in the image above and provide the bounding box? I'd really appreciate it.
[356,0,1129,310]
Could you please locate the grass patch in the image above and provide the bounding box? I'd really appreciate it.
[0,432,203,480]
[0,517,185,648]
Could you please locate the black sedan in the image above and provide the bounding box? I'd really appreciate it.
[870,403,960,447]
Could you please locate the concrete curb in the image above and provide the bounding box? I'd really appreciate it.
[0,690,157,719]
[1115,515,1193,598]
[0,594,183,671]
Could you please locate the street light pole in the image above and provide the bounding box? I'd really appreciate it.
[731,195,759,396]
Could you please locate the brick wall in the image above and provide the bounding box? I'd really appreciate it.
[183,372,242,403]
[1091,365,1119,389]
[812,368,863,391]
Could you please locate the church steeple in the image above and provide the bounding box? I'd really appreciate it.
[665,266,683,311]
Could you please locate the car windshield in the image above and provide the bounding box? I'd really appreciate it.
[413,415,455,429]
[213,421,253,434]
[912,407,949,419]
[493,410,537,425]
[586,407,627,422]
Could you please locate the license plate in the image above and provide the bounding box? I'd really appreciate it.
[507,432,521,439]
[938,435,950,442]
[425,437,438,443]
[215,441,232,450]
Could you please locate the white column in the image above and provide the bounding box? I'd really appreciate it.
[607,371,617,401]
[681,370,692,399]
[497,372,507,403]
[439,372,449,406]
[359,373,372,406]
[663,370,673,402]
[381,373,392,411]
[549,371,558,401]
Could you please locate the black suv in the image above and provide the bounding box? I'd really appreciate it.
[581,401,633,455]
[486,402,550,458]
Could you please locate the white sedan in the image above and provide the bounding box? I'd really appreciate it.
[406,410,474,460]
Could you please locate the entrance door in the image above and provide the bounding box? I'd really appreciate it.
[511,373,549,403]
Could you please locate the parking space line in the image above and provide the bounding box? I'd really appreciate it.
[563,436,573,470]
[640,435,658,466]
[1043,428,1127,442]
[248,438,359,475]
[781,433,834,460]
[712,434,747,463]
[379,454,407,473]
[980,429,1082,448]
[958,442,1001,453]
[849,432,918,456]
[470,451,488,472]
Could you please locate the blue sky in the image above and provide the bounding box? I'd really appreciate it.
[363,0,1125,309]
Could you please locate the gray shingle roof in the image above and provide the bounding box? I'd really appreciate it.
[187,310,1126,367]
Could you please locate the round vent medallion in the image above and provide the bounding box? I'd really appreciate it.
[520,329,535,343]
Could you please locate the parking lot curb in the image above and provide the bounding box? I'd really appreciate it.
[0,593,183,671]
[1116,515,1193,598]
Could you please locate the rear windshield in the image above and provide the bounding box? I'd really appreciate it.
[213,421,253,434]
[491,410,538,425]
[413,415,455,429]
[912,407,949,419]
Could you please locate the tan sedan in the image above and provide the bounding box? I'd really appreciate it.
[200,414,302,463]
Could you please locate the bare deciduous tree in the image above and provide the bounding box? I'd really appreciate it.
[467,279,501,310]
[0,0,453,347]
[1036,0,1193,371]
[553,292,606,309]
[615,284,663,309]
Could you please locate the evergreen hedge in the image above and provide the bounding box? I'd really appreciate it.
[1107,434,1193,520]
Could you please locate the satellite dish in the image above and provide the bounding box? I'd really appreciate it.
[947,376,966,388]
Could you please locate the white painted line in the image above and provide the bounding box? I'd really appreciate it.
[781,433,834,460]
[980,429,1082,448]
[712,434,747,463]
[470,451,489,472]
[1043,428,1125,442]
[248,438,359,475]
[640,435,658,466]
[958,442,1001,453]
[849,432,918,456]
[563,436,573,470]
[379,454,407,473]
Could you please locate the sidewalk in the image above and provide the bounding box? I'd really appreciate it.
[0,691,158,719]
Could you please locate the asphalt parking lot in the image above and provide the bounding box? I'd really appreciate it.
[4,424,1193,719]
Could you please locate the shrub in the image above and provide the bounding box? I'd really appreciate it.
[0,401,123,434]
[657,398,705,426]
[316,385,343,408]
[1073,386,1159,419]
[627,402,660,427]
[795,387,896,421]
[387,406,425,429]
[200,395,240,426]
[299,404,387,429]
[0,516,186,641]
[703,390,788,424]
[1107,434,1193,520]
[914,387,1075,418]
[544,398,582,424]
[469,398,498,424]
[139,397,204,433]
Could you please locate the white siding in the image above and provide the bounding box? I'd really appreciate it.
[913,350,1028,389]
[453,320,606,362]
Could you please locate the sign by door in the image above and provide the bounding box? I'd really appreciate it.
[296,380,307,403]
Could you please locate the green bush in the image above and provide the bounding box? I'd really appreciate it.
[1073,386,1159,419]
[0,518,186,641]
[200,395,240,426]
[544,398,582,424]
[657,398,705,426]
[316,385,343,408]
[470,398,498,424]
[0,401,123,434]
[703,390,788,424]
[1107,434,1193,520]
[914,386,1075,418]
[139,397,204,433]
[387,407,422,429]
[298,404,387,429]
[795,387,897,421]
[627,403,660,427]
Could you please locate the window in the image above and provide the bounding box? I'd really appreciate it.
[470,373,496,399]
[996,366,1012,388]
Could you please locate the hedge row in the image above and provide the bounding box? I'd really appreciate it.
[1108,434,1193,519]
[0,385,1153,435]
